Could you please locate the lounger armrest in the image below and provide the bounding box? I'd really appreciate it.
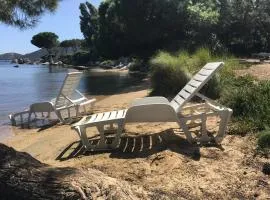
[75,90,87,98]
[130,97,169,107]
[79,98,96,106]
[196,93,232,112]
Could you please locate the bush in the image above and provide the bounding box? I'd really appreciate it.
[257,130,270,156]
[149,48,224,98]
[150,51,191,97]
[59,55,73,65]
[72,51,90,66]
[128,59,147,72]
[258,131,270,149]
[221,78,270,131]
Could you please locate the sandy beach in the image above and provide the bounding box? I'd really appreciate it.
[2,75,270,199]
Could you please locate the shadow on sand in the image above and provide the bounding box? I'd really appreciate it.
[56,128,224,162]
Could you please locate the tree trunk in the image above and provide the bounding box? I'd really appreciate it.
[47,48,54,64]
[0,143,145,200]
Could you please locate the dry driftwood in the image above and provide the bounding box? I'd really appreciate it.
[0,143,145,200]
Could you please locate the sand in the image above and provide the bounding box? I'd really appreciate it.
[2,66,270,199]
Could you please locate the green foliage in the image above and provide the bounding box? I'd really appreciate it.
[187,1,219,24]
[60,39,83,54]
[218,0,270,55]
[79,2,98,48]
[72,51,90,66]
[221,78,270,131]
[31,32,59,49]
[78,0,270,58]
[257,130,270,150]
[149,48,248,99]
[59,55,73,65]
[150,51,191,97]
[128,59,146,72]
[228,121,256,136]
[80,0,189,58]
[0,0,58,28]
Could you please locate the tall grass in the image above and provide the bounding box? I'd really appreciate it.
[150,51,191,97]
[221,78,270,131]
[149,47,234,98]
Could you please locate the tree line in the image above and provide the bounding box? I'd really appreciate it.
[80,0,270,58]
[2,0,270,61]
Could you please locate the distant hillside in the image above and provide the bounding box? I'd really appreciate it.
[0,53,22,60]
[22,49,47,61]
[0,47,78,62]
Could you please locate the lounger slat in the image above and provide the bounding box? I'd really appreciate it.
[88,114,98,123]
[170,100,180,110]
[203,63,219,70]
[198,69,214,76]
[179,90,191,99]
[102,112,111,121]
[117,110,124,118]
[184,85,197,94]
[174,95,185,105]
[109,111,117,120]
[193,74,207,82]
[188,79,201,88]
[122,109,128,117]
[94,113,105,122]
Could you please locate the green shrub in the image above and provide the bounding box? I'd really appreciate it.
[99,60,116,67]
[129,59,147,72]
[59,55,73,65]
[258,130,270,150]
[228,120,257,135]
[221,79,270,130]
[149,49,222,98]
[150,51,191,97]
[72,51,90,65]
[190,47,212,72]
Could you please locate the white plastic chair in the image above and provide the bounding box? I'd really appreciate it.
[9,72,96,127]
[72,62,232,151]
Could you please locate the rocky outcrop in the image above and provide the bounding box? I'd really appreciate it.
[0,144,146,200]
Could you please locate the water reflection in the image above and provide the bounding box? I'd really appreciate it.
[81,71,147,95]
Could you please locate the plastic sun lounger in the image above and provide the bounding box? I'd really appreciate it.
[9,72,96,127]
[72,62,233,151]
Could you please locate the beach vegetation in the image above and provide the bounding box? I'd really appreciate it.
[59,39,83,54]
[257,130,270,156]
[149,48,233,99]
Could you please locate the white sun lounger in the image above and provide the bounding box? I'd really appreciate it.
[9,72,96,126]
[72,62,232,150]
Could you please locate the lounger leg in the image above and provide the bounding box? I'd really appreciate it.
[75,105,80,117]
[27,112,32,128]
[215,109,233,143]
[55,110,65,123]
[74,126,91,150]
[178,119,196,144]
[110,121,124,148]
[9,114,16,126]
[96,125,108,149]
[199,114,211,143]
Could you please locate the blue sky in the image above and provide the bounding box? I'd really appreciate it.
[0,0,101,54]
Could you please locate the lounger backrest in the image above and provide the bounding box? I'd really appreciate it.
[55,72,83,108]
[170,62,224,112]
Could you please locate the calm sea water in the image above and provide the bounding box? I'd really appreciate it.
[0,61,145,140]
